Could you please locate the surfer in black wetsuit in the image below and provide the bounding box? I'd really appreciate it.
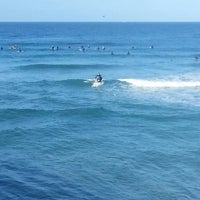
[95,73,102,82]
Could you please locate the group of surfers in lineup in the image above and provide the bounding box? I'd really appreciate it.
[1,44,199,59]
[51,44,132,55]
[0,44,155,56]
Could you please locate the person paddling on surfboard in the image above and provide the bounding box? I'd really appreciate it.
[95,73,103,82]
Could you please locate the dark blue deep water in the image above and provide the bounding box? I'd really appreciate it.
[0,23,200,200]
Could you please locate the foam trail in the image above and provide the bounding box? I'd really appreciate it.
[84,79,94,83]
[119,79,200,88]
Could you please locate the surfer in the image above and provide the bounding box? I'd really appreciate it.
[92,72,104,87]
[95,73,103,82]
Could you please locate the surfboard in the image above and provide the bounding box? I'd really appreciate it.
[92,81,104,88]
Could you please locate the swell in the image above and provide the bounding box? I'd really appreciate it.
[18,64,111,70]
[0,107,117,122]
[37,78,200,89]
[2,77,200,90]
[0,165,100,200]
[0,79,118,89]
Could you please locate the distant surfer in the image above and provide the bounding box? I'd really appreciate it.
[10,45,17,50]
[17,48,23,53]
[79,46,85,52]
[95,72,103,82]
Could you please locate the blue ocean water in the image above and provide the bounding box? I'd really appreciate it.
[0,22,200,200]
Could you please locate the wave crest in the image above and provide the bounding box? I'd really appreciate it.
[119,79,200,88]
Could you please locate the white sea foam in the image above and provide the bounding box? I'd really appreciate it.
[119,79,200,88]
[84,79,94,83]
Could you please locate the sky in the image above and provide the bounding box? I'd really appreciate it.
[0,0,200,22]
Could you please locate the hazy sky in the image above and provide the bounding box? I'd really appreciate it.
[0,0,200,22]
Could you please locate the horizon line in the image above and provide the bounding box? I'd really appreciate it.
[0,21,200,23]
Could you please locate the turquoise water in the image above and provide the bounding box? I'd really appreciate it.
[0,23,200,200]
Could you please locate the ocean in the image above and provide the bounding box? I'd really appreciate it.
[0,22,200,200]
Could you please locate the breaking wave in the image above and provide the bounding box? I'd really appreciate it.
[119,78,200,88]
